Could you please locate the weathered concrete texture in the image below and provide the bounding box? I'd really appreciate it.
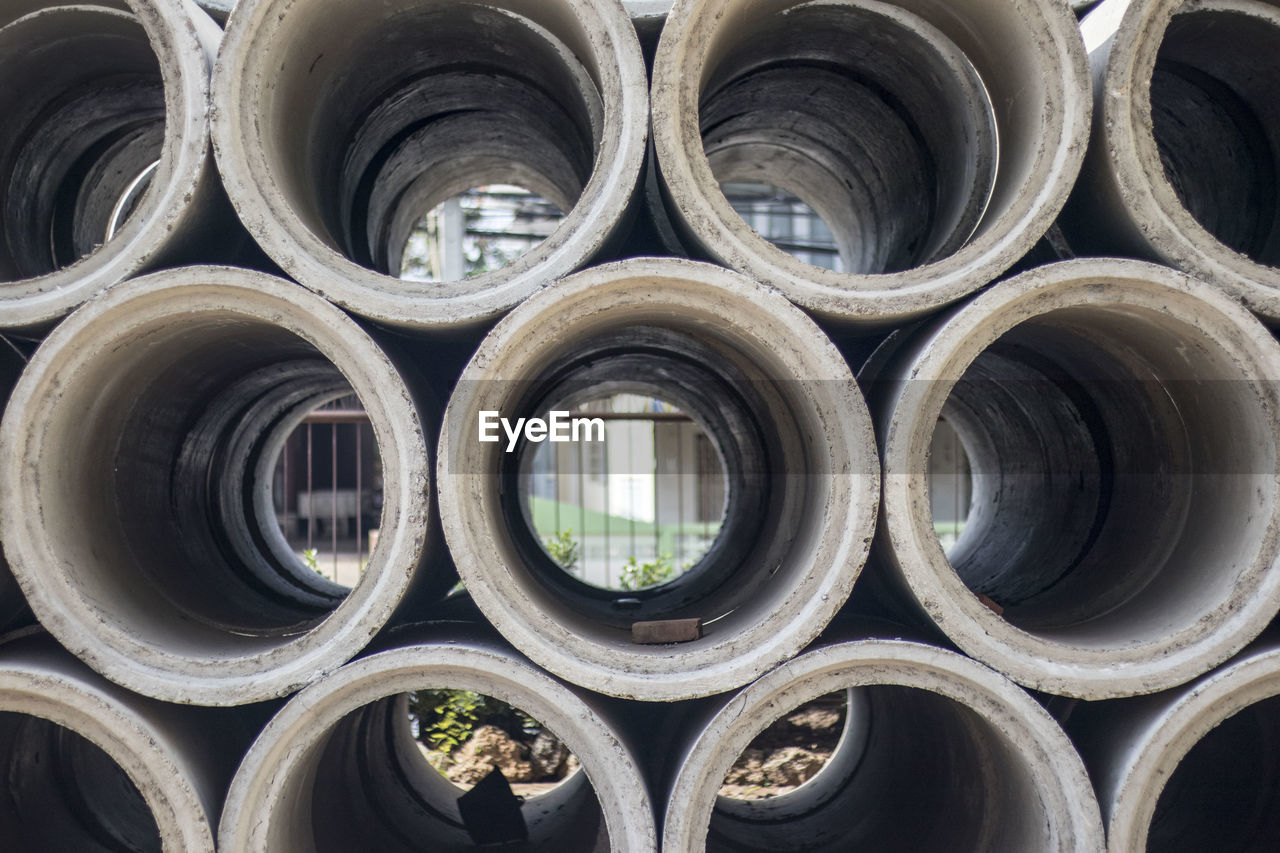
[1067,630,1280,851]
[663,625,1105,851]
[0,0,226,332]
[0,266,437,705]
[1064,0,1280,321]
[219,623,657,852]
[437,258,879,701]
[211,0,648,330]
[875,258,1280,699]
[0,339,28,630]
[651,0,1091,325]
[0,631,257,852]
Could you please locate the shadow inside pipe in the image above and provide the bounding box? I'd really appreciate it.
[0,5,165,280]
[0,712,161,852]
[1151,7,1280,266]
[305,693,604,852]
[1148,693,1280,852]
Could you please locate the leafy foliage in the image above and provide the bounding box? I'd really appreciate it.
[542,529,579,571]
[619,553,676,591]
[409,690,542,755]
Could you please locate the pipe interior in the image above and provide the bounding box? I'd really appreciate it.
[698,0,997,274]
[40,316,384,654]
[0,4,164,281]
[279,694,605,852]
[1151,4,1280,266]
[706,685,1050,852]
[264,0,602,279]
[1147,693,1280,852]
[496,325,827,633]
[932,304,1274,646]
[0,712,161,852]
[518,388,730,592]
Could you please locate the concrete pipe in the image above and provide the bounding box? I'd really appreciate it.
[0,266,435,705]
[1065,0,1280,321]
[437,258,879,701]
[1067,632,1280,851]
[0,630,257,852]
[663,625,1105,851]
[0,339,28,629]
[651,0,1091,325]
[219,623,657,852]
[0,0,225,332]
[211,0,648,330]
[876,258,1280,699]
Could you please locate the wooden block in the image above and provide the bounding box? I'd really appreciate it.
[632,618,703,644]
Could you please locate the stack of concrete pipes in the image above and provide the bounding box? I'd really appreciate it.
[1,0,1279,848]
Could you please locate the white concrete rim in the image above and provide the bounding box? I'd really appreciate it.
[881,257,1280,698]
[218,643,657,852]
[0,0,212,330]
[651,0,1092,324]
[0,662,215,852]
[662,638,1105,851]
[210,0,648,330]
[0,265,431,704]
[437,257,880,700]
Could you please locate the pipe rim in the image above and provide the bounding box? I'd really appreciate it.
[218,642,657,852]
[0,653,214,851]
[881,257,1280,698]
[1099,0,1280,319]
[437,257,879,700]
[662,638,1105,851]
[0,0,211,331]
[1105,644,1280,852]
[0,265,432,704]
[210,0,648,330]
[651,0,1091,324]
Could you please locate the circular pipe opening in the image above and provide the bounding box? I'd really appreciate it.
[0,0,212,330]
[652,0,1090,322]
[718,690,852,801]
[1086,0,1280,319]
[664,638,1104,851]
[218,642,655,851]
[1146,692,1280,851]
[0,712,161,851]
[305,693,599,850]
[213,0,646,328]
[0,268,432,704]
[408,690,582,796]
[0,638,221,851]
[882,260,1280,697]
[698,0,997,275]
[0,5,163,279]
[1150,4,1280,266]
[438,259,879,700]
[519,391,729,593]
[1087,641,1280,850]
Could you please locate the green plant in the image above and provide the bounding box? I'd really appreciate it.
[410,689,485,755]
[619,553,676,591]
[301,548,319,571]
[542,529,579,571]
[409,690,543,755]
